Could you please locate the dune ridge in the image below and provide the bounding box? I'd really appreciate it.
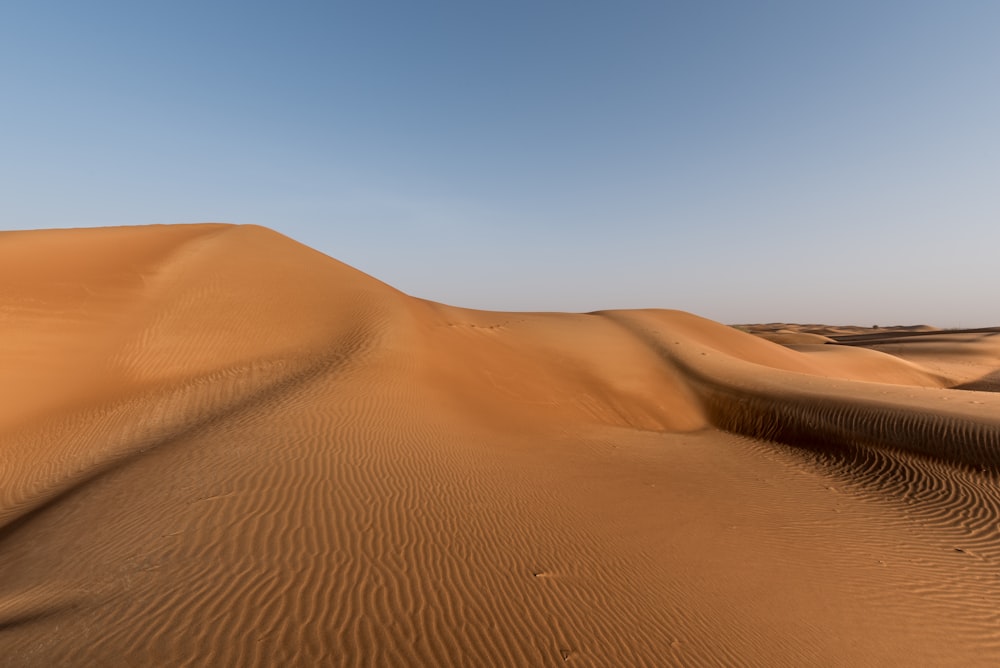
[3,223,1000,666]
[603,311,1000,469]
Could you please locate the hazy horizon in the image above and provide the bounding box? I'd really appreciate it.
[3,2,998,327]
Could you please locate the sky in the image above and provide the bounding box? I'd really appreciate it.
[2,1,998,327]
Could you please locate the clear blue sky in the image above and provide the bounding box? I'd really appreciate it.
[3,1,998,326]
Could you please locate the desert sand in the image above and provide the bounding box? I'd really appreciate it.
[2,223,1000,666]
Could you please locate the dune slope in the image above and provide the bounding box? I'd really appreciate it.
[3,224,1000,666]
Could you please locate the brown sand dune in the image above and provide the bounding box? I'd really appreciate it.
[746,323,1000,393]
[750,330,836,345]
[3,224,1000,666]
[831,329,1000,392]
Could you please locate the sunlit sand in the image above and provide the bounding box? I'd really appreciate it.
[3,224,999,666]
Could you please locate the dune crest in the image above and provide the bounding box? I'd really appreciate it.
[3,224,1000,666]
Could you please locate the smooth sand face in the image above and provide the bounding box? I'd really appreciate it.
[2,224,1000,666]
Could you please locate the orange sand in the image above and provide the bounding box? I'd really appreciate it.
[2,224,1000,666]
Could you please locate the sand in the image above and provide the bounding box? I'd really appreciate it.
[2,224,1000,666]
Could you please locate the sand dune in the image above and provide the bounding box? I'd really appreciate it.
[3,224,1000,666]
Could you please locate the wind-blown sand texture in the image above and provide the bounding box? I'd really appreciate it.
[3,224,1000,666]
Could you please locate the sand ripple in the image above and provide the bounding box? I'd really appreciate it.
[3,224,1000,666]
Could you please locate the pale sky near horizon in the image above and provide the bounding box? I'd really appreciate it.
[2,2,998,327]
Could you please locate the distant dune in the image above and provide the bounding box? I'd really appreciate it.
[3,224,1000,666]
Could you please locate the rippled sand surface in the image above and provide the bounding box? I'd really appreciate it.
[3,224,1000,666]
